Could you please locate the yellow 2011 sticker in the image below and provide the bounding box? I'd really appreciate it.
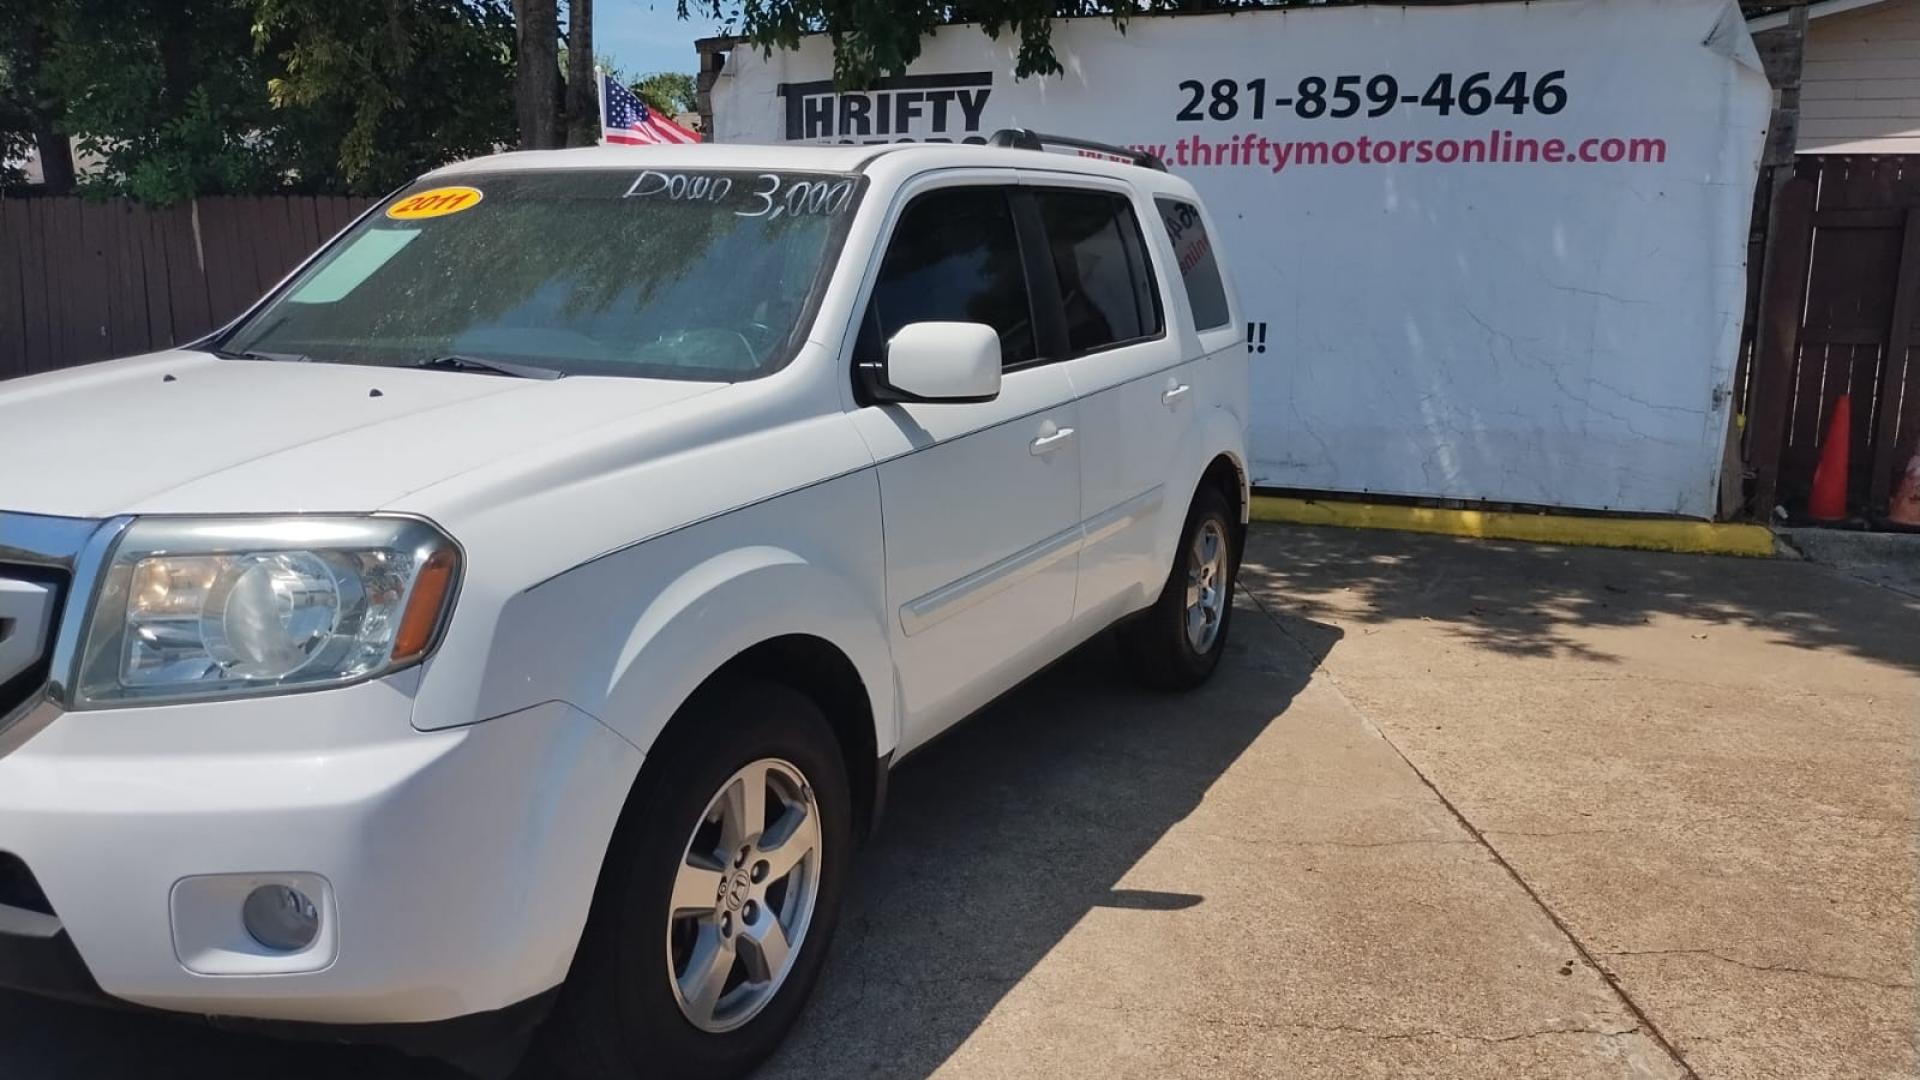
[386,186,484,220]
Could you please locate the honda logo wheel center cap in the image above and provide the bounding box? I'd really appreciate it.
[721,870,752,912]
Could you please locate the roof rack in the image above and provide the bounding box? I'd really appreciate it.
[987,129,1169,172]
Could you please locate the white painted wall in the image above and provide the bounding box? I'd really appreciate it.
[1800,0,1920,153]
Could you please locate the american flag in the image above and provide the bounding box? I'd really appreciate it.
[601,74,702,146]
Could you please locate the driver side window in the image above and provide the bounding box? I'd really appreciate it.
[855,186,1037,369]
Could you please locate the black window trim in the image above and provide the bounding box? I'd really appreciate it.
[1018,183,1170,363]
[1005,189,1069,374]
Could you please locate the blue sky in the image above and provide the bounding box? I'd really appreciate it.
[596,0,727,77]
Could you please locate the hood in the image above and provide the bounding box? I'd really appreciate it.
[0,351,724,518]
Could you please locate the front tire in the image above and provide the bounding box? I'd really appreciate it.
[539,681,852,1080]
[1119,484,1240,690]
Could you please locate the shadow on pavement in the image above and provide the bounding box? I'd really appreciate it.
[1241,523,1920,674]
[0,989,466,1079]
[0,603,1336,1080]
[756,606,1337,1078]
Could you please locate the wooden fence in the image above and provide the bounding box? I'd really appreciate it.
[1742,155,1920,524]
[0,195,375,380]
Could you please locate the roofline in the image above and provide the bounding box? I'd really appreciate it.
[1749,0,1893,30]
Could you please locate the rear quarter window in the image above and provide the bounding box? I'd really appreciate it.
[1154,197,1231,332]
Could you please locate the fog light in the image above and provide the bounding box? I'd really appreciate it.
[242,884,320,952]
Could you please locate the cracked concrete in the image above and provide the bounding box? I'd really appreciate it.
[1242,1021,1645,1044]
[1,522,1911,1080]
[1600,950,1915,992]
[1238,523,1918,1080]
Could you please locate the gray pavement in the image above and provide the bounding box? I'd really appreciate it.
[1230,524,1917,1080]
[2,522,1914,1079]
[1781,525,1920,599]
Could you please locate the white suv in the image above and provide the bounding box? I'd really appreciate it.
[0,133,1248,1078]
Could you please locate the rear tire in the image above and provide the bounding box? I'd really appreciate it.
[538,681,852,1080]
[1119,484,1240,691]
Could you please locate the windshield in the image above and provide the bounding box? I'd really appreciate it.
[217,168,866,380]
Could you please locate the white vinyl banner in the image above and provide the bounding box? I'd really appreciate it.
[711,0,1772,517]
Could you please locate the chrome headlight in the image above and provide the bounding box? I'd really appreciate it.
[74,516,460,707]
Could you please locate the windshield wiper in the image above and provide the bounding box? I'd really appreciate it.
[413,354,566,381]
[213,348,318,364]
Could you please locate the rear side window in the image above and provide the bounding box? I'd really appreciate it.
[1155,197,1231,331]
[858,186,1036,368]
[1033,189,1162,355]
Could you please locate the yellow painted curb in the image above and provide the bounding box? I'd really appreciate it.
[1249,496,1776,558]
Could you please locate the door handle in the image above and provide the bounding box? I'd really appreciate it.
[1162,382,1192,406]
[1030,427,1076,455]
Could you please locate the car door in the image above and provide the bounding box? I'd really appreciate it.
[1023,178,1194,625]
[846,177,1083,753]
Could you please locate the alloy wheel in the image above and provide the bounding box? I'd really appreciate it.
[1185,518,1228,652]
[665,757,823,1033]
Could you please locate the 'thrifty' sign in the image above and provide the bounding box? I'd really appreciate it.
[778,73,995,143]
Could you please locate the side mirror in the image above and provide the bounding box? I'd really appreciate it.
[860,322,1002,404]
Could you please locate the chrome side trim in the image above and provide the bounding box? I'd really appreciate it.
[898,483,1166,638]
[900,523,1084,637]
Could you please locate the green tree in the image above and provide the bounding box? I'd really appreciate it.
[6,0,520,201]
[564,0,598,146]
[513,0,562,147]
[520,0,608,149]
[43,0,287,202]
[681,0,1296,87]
[634,71,697,116]
[0,1,77,192]
[255,0,518,193]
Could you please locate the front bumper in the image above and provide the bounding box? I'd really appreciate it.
[0,676,642,1027]
[0,908,557,1075]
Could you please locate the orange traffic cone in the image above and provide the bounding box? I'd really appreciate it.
[1890,446,1920,527]
[1808,394,1852,522]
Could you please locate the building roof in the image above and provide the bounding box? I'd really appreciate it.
[1750,0,1901,31]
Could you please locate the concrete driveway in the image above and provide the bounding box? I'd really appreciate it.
[2,523,1913,1079]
